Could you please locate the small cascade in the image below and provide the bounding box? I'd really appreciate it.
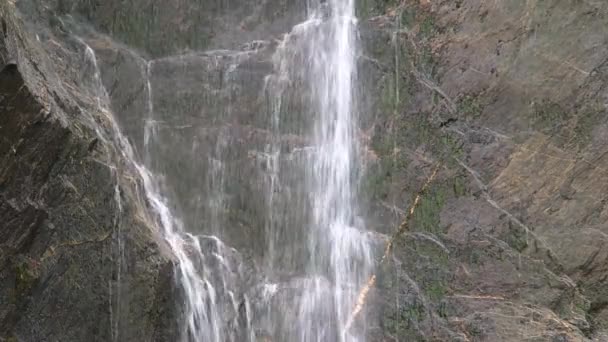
[109,174,124,342]
[79,40,246,342]
[143,60,156,166]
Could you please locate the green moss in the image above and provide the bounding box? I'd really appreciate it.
[415,241,449,266]
[356,0,400,19]
[409,242,449,302]
[504,223,528,252]
[404,301,426,321]
[452,175,467,197]
[411,185,446,235]
[437,301,449,318]
[365,63,416,201]
[356,0,374,20]
[356,0,420,27]
[553,290,588,320]
[425,280,446,301]
[418,45,437,76]
[362,157,394,200]
[572,110,603,148]
[400,8,417,27]
[574,295,590,314]
[530,101,569,134]
[573,298,592,329]
[467,248,482,265]
[73,1,212,57]
[375,262,396,290]
[13,258,39,297]
[441,134,465,166]
[367,111,467,229]
[410,117,433,145]
[414,13,440,76]
[407,118,464,166]
[383,300,426,340]
[381,75,399,114]
[418,16,437,40]
[382,40,414,114]
[458,94,483,120]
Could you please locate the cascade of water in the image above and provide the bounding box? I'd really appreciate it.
[143,60,156,166]
[80,41,229,342]
[263,0,372,340]
[262,35,289,274]
[78,0,369,338]
[307,1,372,340]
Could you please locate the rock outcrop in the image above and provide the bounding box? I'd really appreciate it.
[0,2,178,341]
[357,1,608,341]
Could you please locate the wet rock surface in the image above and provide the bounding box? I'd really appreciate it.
[2,0,608,341]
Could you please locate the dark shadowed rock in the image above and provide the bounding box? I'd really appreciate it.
[0,2,178,341]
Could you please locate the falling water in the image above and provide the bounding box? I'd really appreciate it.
[306,1,372,340]
[80,42,234,342]
[264,0,373,340]
[79,0,370,339]
[143,60,156,166]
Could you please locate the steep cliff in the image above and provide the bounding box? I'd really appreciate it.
[0,2,178,341]
[1,0,607,341]
[358,1,608,341]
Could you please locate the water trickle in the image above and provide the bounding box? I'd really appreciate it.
[143,60,156,165]
[110,175,124,342]
[79,40,240,342]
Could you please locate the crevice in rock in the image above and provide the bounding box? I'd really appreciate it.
[1,18,7,38]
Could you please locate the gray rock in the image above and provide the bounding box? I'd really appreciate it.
[0,2,178,341]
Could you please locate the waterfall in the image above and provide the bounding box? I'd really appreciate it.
[264,0,373,340]
[79,0,371,340]
[80,42,231,342]
[305,1,372,340]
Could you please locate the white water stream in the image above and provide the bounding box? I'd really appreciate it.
[300,1,372,341]
[82,0,370,340]
[263,0,373,340]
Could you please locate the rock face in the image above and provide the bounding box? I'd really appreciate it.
[0,2,178,341]
[357,1,608,341]
[19,0,305,58]
[2,0,608,341]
